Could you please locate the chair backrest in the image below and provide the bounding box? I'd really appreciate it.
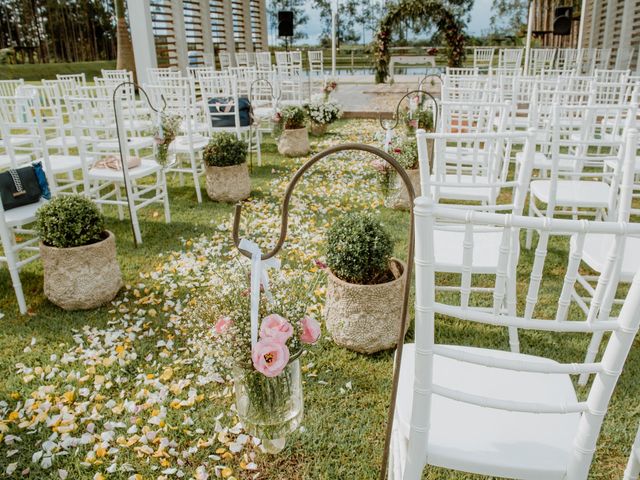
[218,51,232,70]
[408,129,640,477]
[0,79,25,97]
[197,71,234,98]
[498,48,523,70]
[473,47,494,72]
[235,51,250,67]
[147,67,183,84]
[529,49,556,75]
[55,73,87,97]
[442,75,496,102]
[199,81,244,138]
[101,69,133,83]
[417,128,533,212]
[0,92,55,181]
[439,100,511,134]
[255,51,272,71]
[555,48,582,71]
[308,50,323,70]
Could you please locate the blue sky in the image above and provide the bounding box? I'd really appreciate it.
[271,0,495,44]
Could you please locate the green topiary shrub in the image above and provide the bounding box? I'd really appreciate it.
[326,213,394,285]
[203,132,248,167]
[35,195,105,248]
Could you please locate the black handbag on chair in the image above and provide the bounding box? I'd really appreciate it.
[208,96,252,127]
[0,165,43,211]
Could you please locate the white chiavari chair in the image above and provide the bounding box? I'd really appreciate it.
[473,47,494,74]
[555,49,582,72]
[145,80,208,203]
[147,67,183,84]
[390,189,640,479]
[67,95,170,244]
[526,102,635,249]
[417,128,536,352]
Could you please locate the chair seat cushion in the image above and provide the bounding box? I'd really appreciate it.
[95,137,154,151]
[396,344,579,480]
[0,154,31,169]
[170,135,209,153]
[89,158,161,180]
[515,151,576,170]
[530,180,611,208]
[4,199,46,227]
[573,233,640,282]
[38,155,83,174]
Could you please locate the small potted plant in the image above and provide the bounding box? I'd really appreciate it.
[385,137,422,210]
[323,213,407,353]
[194,269,322,454]
[273,106,309,157]
[35,195,122,310]
[305,101,343,136]
[203,132,251,202]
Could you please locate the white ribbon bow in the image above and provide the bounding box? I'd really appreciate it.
[239,238,281,348]
[384,128,393,153]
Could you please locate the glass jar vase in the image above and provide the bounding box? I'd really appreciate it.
[233,359,304,454]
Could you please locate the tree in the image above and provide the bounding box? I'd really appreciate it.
[268,0,309,47]
[353,0,380,46]
[490,0,528,36]
[114,0,135,77]
[312,0,366,46]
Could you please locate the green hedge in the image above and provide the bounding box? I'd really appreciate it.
[0,60,116,81]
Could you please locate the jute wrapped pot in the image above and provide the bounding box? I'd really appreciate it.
[205,162,251,202]
[325,258,408,354]
[310,123,327,136]
[385,168,421,211]
[277,127,310,157]
[40,231,123,310]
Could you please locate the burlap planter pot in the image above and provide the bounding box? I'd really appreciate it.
[40,231,123,311]
[325,258,408,354]
[277,127,310,157]
[310,123,327,136]
[385,168,421,211]
[205,162,251,202]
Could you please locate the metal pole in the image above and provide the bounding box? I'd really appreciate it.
[577,0,588,49]
[524,0,534,74]
[331,0,337,78]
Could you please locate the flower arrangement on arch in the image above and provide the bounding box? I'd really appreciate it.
[153,114,181,168]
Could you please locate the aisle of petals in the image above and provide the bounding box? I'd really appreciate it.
[0,121,386,479]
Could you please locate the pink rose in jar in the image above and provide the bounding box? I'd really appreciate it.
[252,338,290,377]
[259,314,294,343]
[214,316,232,334]
[300,316,321,344]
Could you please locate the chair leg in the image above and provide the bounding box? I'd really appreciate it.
[624,428,640,480]
[190,151,202,203]
[1,231,28,314]
[525,195,535,250]
[114,186,125,221]
[162,171,171,224]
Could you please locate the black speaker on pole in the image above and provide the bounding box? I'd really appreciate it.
[278,11,294,37]
[553,6,573,36]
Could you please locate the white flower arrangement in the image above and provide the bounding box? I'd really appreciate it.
[305,101,343,126]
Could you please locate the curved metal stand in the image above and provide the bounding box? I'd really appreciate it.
[418,73,442,93]
[231,143,415,478]
[112,81,167,248]
[379,89,440,134]
[248,78,281,172]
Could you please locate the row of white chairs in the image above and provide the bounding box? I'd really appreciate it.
[472,47,615,76]
[388,82,640,476]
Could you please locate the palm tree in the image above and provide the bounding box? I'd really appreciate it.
[115,0,136,80]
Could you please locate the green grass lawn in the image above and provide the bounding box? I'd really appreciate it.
[0,120,638,479]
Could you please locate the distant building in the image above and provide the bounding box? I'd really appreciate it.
[529,0,640,71]
[140,0,268,70]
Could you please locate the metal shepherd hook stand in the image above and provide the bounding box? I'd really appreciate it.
[231,143,416,479]
[380,89,440,137]
[112,81,167,248]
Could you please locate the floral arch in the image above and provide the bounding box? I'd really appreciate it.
[374,0,467,83]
